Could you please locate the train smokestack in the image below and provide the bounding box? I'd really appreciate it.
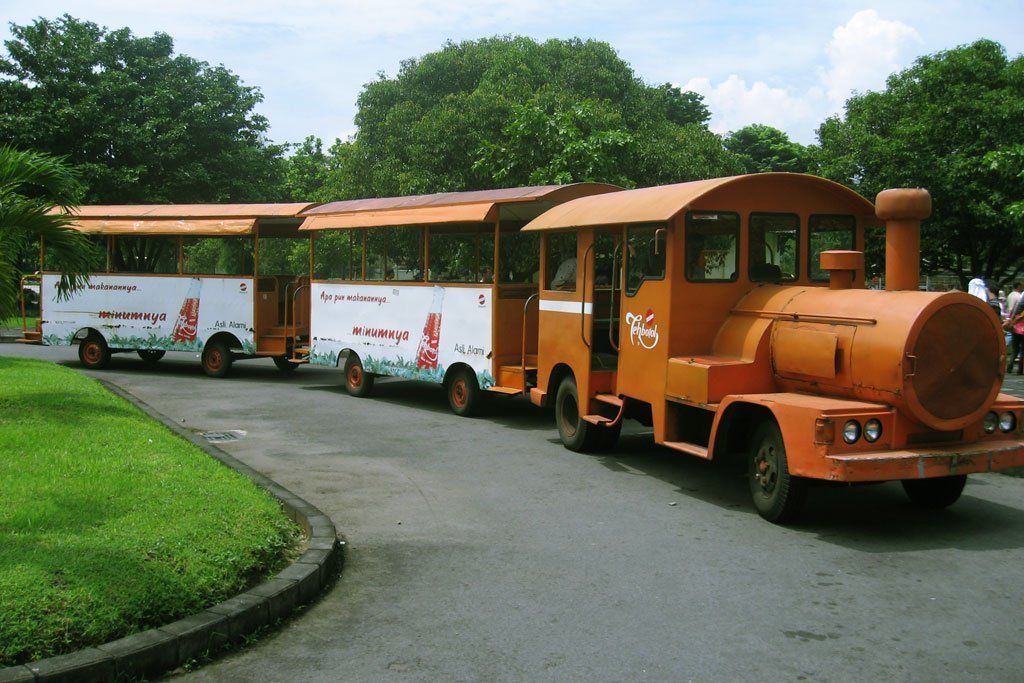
[875,188,931,292]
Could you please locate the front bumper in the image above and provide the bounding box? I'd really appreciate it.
[825,440,1024,482]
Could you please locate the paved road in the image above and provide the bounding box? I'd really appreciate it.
[5,344,1024,682]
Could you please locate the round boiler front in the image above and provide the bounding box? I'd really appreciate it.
[903,299,1004,430]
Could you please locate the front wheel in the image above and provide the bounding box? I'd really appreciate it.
[79,335,111,369]
[748,420,807,523]
[201,340,233,378]
[901,475,967,509]
[447,367,481,417]
[344,353,374,397]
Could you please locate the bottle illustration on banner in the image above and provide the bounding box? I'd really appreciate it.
[416,286,445,369]
[171,278,202,343]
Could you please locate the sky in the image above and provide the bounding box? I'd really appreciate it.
[1,1,1022,147]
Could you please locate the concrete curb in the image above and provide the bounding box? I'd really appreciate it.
[0,380,343,683]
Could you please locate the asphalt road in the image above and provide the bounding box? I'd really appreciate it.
[5,343,1024,682]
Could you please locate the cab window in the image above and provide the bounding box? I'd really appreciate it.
[625,224,666,295]
[685,212,739,282]
[749,213,799,282]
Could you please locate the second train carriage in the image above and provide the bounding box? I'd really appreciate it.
[294,183,620,414]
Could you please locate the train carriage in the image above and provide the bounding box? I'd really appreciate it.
[19,203,316,376]
[295,183,619,414]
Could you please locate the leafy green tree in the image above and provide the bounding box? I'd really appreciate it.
[725,124,812,173]
[0,146,99,321]
[336,36,741,198]
[816,40,1024,286]
[0,15,286,204]
[655,84,711,126]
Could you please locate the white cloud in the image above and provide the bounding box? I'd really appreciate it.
[676,9,922,144]
[820,9,921,108]
[681,75,819,140]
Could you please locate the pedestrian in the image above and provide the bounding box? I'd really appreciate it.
[1007,282,1023,320]
[1008,295,1024,375]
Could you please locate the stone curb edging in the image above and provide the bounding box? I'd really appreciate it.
[0,380,343,683]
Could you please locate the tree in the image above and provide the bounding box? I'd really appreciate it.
[0,146,98,321]
[335,36,741,198]
[725,124,812,173]
[816,40,1024,287]
[0,15,286,204]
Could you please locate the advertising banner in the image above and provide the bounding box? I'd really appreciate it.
[41,274,255,353]
[310,283,494,387]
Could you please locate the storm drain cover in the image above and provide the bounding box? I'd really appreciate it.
[201,430,247,443]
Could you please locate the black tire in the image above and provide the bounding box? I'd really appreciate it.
[137,349,166,364]
[273,355,299,372]
[344,353,374,397]
[748,420,807,523]
[201,340,233,378]
[79,334,111,369]
[901,475,967,509]
[555,376,599,452]
[447,367,481,417]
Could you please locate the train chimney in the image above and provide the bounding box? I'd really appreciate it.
[875,188,932,292]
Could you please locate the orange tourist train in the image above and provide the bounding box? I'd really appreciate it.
[21,173,1024,521]
[520,173,1024,520]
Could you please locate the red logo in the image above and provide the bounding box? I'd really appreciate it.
[645,309,655,325]
[239,283,248,293]
[478,294,486,306]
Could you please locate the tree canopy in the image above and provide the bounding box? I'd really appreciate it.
[0,15,286,204]
[816,39,1024,287]
[331,36,742,198]
[724,124,812,174]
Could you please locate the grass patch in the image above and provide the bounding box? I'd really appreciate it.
[0,357,303,666]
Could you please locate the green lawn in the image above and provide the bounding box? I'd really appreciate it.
[0,357,302,666]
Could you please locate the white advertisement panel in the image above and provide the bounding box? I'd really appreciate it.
[41,274,255,353]
[310,283,494,387]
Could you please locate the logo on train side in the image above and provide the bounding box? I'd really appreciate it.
[624,308,660,349]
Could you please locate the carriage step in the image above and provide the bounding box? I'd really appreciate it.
[486,386,523,395]
[594,393,623,407]
[663,441,710,459]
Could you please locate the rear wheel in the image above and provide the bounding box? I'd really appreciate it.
[201,340,233,378]
[748,420,807,523]
[79,335,111,369]
[555,376,598,452]
[901,475,967,509]
[447,367,481,417]
[344,353,374,397]
[137,349,165,365]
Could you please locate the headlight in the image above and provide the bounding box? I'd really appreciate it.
[983,411,999,434]
[842,420,861,444]
[999,412,1016,433]
[864,419,883,442]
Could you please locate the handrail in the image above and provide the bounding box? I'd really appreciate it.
[608,241,621,352]
[289,282,310,359]
[19,272,41,334]
[521,292,539,395]
[580,242,595,349]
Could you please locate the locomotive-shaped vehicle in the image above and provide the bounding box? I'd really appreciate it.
[522,173,1024,520]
